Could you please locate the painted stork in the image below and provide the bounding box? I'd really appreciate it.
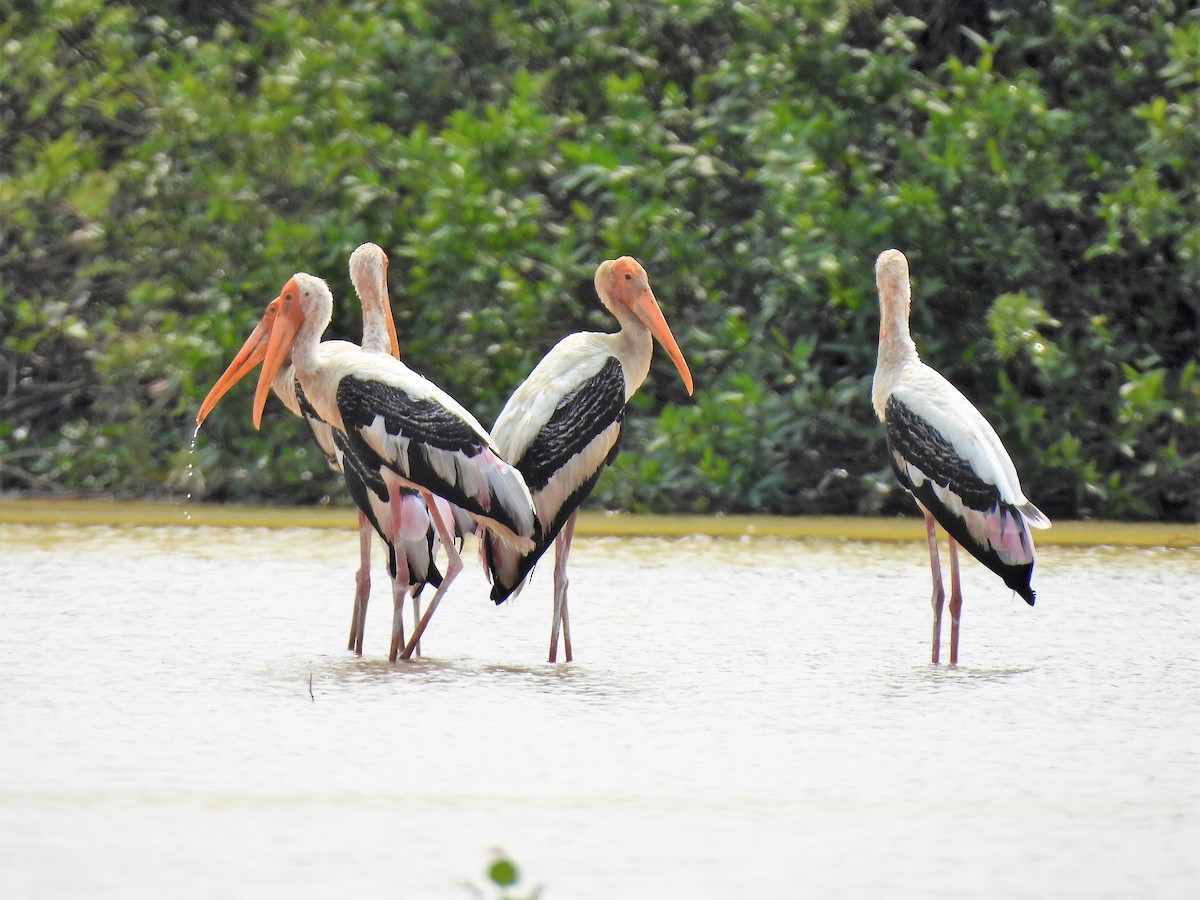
[242,271,535,660]
[196,247,473,660]
[871,248,1051,665]
[338,244,465,659]
[483,257,694,662]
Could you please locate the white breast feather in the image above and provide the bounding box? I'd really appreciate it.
[290,342,363,433]
[271,365,303,418]
[272,363,339,463]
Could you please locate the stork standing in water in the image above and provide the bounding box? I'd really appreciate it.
[198,245,451,658]
[231,272,534,660]
[336,245,468,658]
[871,248,1051,665]
[483,257,694,662]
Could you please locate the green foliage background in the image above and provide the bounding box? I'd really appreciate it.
[1,0,1197,520]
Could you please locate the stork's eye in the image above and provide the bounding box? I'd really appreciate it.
[624,273,632,280]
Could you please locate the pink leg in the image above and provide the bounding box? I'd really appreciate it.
[925,511,945,665]
[948,535,963,666]
[549,511,577,663]
[388,488,412,663]
[400,491,463,661]
[387,572,409,662]
[349,510,371,655]
[410,592,422,658]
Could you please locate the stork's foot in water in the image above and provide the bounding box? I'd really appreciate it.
[548,599,572,663]
[548,511,576,663]
[388,608,405,663]
[411,593,422,658]
[348,594,362,654]
[348,576,369,654]
[561,600,572,663]
[349,512,372,655]
[350,600,367,656]
[399,493,463,661]
[924,511,945,665]
[400,564,460,661]
[548,588,573,663]
[947,536,962,667]
[387,556,413,663]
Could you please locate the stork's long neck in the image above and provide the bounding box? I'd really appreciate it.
[872,268,919,417]
[353,267,392,355]
[878,298,917,366]
[360,300,391,355]
[604,301,653,399]
[290,288,332,381]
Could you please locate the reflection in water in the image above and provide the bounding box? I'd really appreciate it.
[914,664,1038,684]
[0,523,1196,899]
[305,655,596,689]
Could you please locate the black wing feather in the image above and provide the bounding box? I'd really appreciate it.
[332,426,442,590]
[337,375,488,457]
[518,356,627,491]
[337,374,531,534]
[884,396,1000,512]
[884,395,1034,604]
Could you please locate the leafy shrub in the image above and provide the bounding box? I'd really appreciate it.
[1,1,1196,521]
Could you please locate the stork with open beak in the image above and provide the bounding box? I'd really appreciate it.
[483,257,694,662]
[204,271,535,660]
[197,247,481,660]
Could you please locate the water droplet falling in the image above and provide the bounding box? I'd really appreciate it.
[183,423,202,522]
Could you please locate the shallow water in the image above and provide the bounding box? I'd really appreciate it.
[1,522,1197,898]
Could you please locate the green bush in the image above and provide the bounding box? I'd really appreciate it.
[2,1,1196,521]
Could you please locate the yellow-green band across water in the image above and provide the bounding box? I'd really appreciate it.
[0,499,1194,548]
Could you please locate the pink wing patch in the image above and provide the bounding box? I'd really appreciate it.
[980,505,1035,566]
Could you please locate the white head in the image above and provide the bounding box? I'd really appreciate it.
[197,272,332,428]
[349,242,388,299]
[875,249,911,318]
[348,242,400,358]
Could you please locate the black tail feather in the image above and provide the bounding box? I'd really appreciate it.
[910,481,1038,605]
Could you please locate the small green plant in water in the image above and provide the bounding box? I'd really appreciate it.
[463,849,542,900]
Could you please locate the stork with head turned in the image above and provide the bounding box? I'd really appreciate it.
[871,248,1051,665]
[483,256,694,663]
[197,244,455,659]
[222,270,535,661]
[335,244,468,659]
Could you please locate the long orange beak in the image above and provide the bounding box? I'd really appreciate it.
[629,284,694,396]
[252,283,305,429]
[196,305,277,425]
[385,297,400,360]
[382,256,400,360]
